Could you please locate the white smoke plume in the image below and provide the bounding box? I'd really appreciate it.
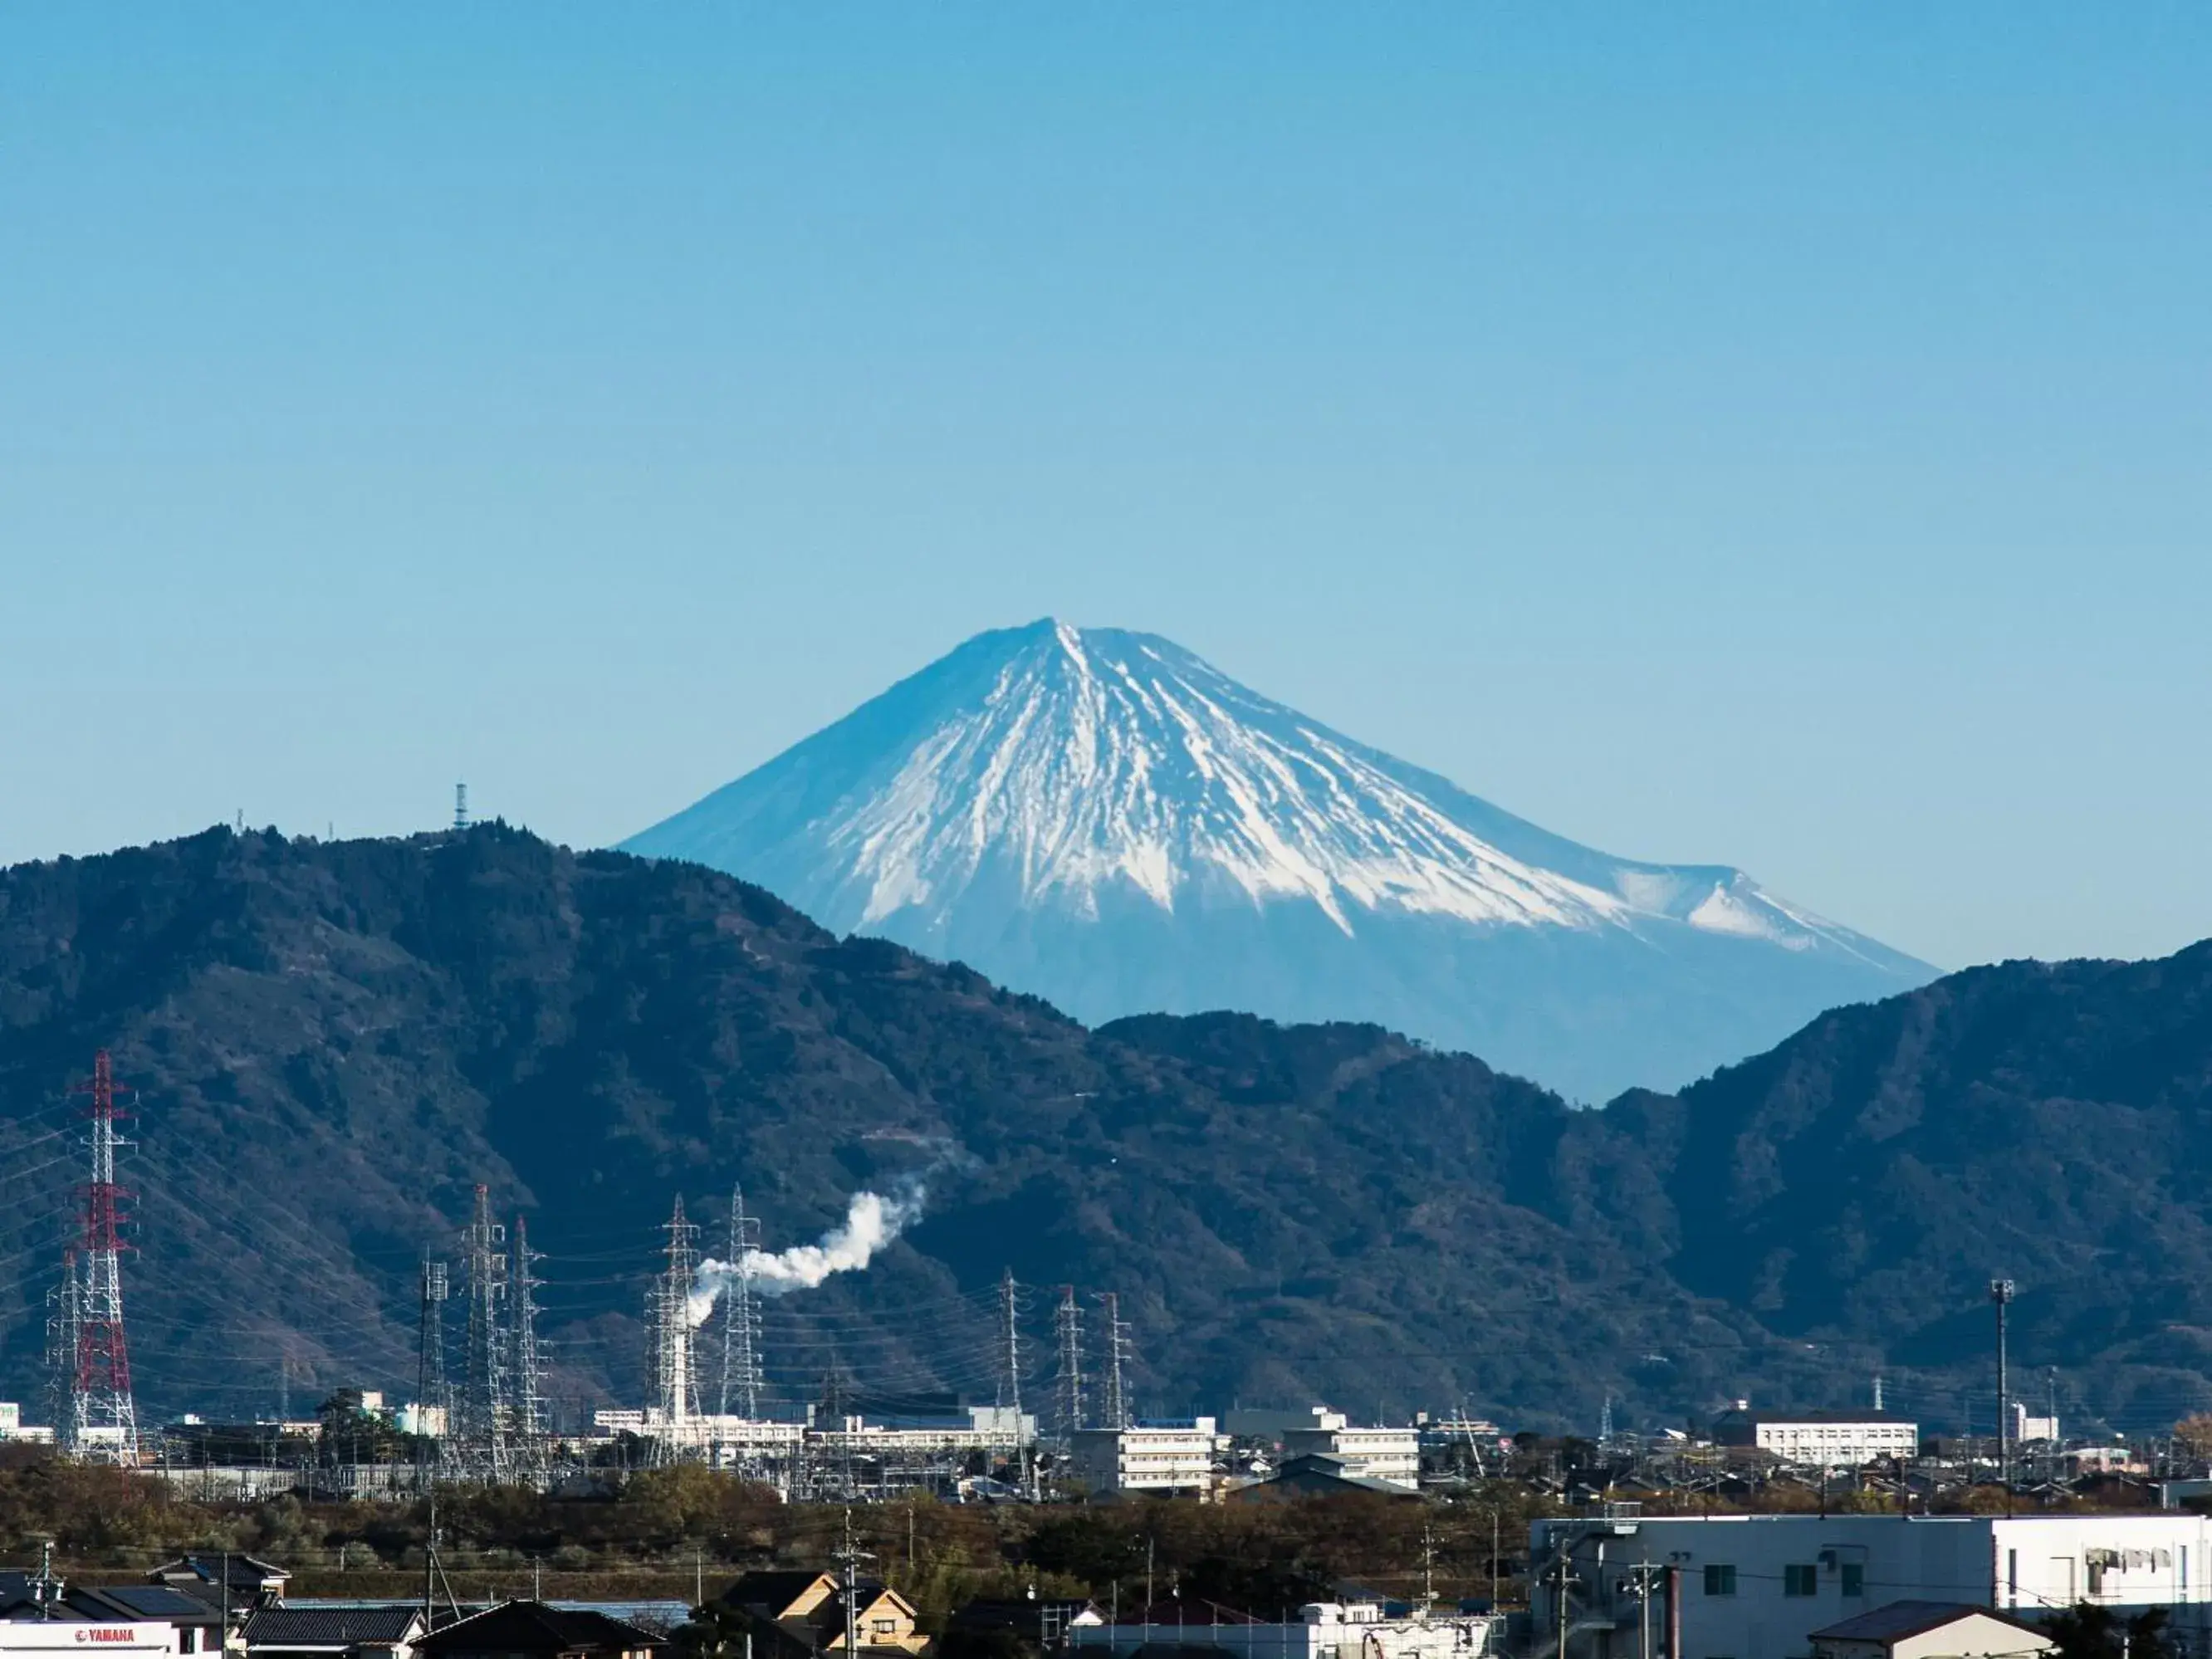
[686,1176,927,1327]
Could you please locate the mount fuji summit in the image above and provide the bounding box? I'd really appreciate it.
[624,620,1933,1099]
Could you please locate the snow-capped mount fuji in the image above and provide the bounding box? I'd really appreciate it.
[624,620,1933,1099]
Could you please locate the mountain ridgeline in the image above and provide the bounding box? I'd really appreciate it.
[624,619,1932,1103]
[0,826,2208,1433]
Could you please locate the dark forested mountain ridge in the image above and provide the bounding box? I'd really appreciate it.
[0,825,2207,1433]
[0,825,1754,1427]
[1571,946,2212,1426]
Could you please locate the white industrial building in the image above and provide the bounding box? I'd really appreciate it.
[1072,1601,1495,1659]
[1533,1513,2212,1659]
[0,1404,53,1446]
[1069,1417,1225,1495]
[0,1627,176,1658]
[1710,1407,1920,1470]
[1280,1409,1422,1490]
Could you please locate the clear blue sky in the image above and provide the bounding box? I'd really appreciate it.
[2,5,2205,971]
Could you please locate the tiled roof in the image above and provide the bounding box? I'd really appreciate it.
[1808,1602,2041,1645]
[722,1573,833,1615]
[417,1600,663,1655]
[72,1587,224,1622]
[245,1607,423,1647]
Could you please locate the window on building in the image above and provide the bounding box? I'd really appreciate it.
[1843,1564,1865,1598]
[1784,1565,1818,1598]
[1704,1565,1737,1597]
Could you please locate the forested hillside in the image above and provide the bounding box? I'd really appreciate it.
[0,825,2205,1433]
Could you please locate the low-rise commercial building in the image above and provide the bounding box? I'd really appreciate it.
[1069,1418,1223,1495]
[0,1625,178,1659]
[1281,1410,1421,1490]
[1710,1407,1920,1470]
[1533,1513,2212,1659]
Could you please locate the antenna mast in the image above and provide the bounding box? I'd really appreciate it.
[453,784,470,831]
[66,1052,139,1464]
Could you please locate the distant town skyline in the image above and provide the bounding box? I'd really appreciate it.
[4,7,2208,971]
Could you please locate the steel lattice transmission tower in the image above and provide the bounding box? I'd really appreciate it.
[509,1216,548,1485]
[1054,1285,1086,1441]
[648,1196,701,1466]
[416,1258,450,1485]
[62,1053,139,1464]
[1096,1291,1131,1429]
[458,1185,510,1483]
[717,1187,763,1422]
[996,1270,1022,1416]
[44,1250,81,1446]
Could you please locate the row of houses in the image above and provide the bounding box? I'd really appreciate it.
[0,1557,667,1659]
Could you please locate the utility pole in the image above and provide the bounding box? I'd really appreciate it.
[1055,1286,1086,1442]
[1545,1544,1577,1659]
[834,1508,874,1659]
[423,1492,437,1633]
[1098,1292,1130,1429]
[1990,1277,2016,1502]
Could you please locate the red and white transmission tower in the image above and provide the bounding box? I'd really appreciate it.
[65,1051,139,1464]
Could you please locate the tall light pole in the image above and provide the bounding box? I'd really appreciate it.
[1990,1278,2016,1500]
